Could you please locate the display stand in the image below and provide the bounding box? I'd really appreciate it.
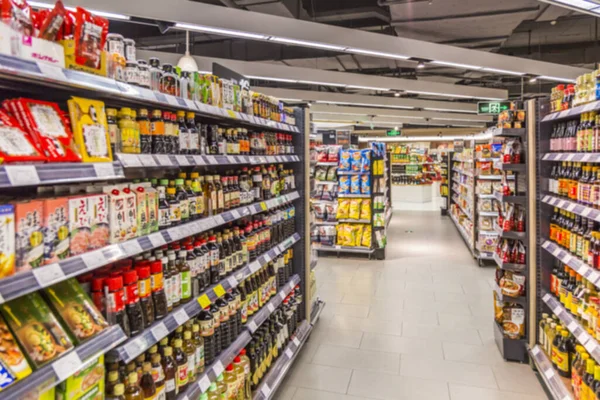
[449,148,476,257]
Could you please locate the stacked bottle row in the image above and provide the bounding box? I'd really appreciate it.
[548,208,600,268]
[79,206,296,337]
[549,112,600,153]
[548,162,600,206]
[108,106,295,156]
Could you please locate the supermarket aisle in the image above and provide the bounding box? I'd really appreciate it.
[279,210,546,400]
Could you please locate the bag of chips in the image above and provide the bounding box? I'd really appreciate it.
[349,199,361,220]
[351,150,362,172]
[350,175,361,194]
[322,184,337,201]
[361,175,371,195]
[326,203,337,222]
[361,225,372,247]
[313,203,326,220]
[328,145,341,162]
[360,199,371,220]
[315,166,328,181]
[361,149,371,173]
[337,199,350,219]
[338,176,350,194]
[316,146,328,162]
[326,166,338,181]
[354,224,364,247]
[339,149,351,171]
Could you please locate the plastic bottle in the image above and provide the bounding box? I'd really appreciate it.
[183,330,196,384]
[173,338,189,394]
[150,353,166,400]
[178,248,192,303]
[198,307,216,366]
[192,324,205,375]
[109,383,125,400]
[207,382,220,400]
[224,364,238,399]
[150,260,168,320]
[123,270,145,336]
[233,355,246,400]
[140,362,157,399]
[161,346,177,400]
[136,263,155,327]
[125,372,143,400]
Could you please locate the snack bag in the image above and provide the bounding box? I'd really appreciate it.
[315,166,327,181]
[351,150,362,172]
[360,199,371,220]
[313,203,326,220]
[0,313,31,386]
[322,184,337,201]
[339,149,351,171]
[344,224,356,246]
[326,167,338,182]
[354,224,364,247]
[338,176,350,194]
[67,97,113,162]
[361,225,372,247]
[1,0,34,35]
[316,147,328,162]
[326,203,337,222]
[361,149,371,173]
[73,7,109,70]
[336,199,350,219]
[361,175,371,195]
[349,199,361,220]
[0,204,15,279]
[328,145,341,162]
[350,175,361,194]
[0,110,47,164]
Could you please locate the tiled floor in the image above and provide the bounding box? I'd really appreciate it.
[277,209,547,400]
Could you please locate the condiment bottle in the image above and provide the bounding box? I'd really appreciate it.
[138,109,152,154]
[140,362,156,400]
[157,179,171,229]
[106,276,130,337]
[183,330,196,384]
[177,111,189,154]
[109,383,125,400]
[167,188,181,226]
[167,250,181,308]
[224,364,237,399]
[187,112,198,155]
[210,303,223,355]
[151,109,165,154]
[149,57,162,91]
[136,263,155,327]
[125,372,143,400]
[207,382,220,400]
[175,179,190,224]
[123,270,146,335]
[106,370,121,397]
[150,260,168,320]
[107,108,121,154]
[178,248,192,303]
[198,308,216,366]
[173,338,189,394]
[161,346,177,400]
[150,353,165,400]
[192,324,205,375]
[233,355,246,400]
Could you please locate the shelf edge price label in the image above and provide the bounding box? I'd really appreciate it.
[33,263,66,288]
[37,61,68,82]
[293,337,301,346]
[267,303,275,313]
[151,322,169,341]
[155,154,173,166]
[5,165,40,186]
[212,360,224,377]
[285,348,293,358]
[52,350,82,382]
[213,284,226,298]
[173,309,189,326]
[81,251,107,270]
[176,155,190,166]
[260,384,272,397]
[93,163,116,178]
[148,233,166,248]
[198,374,211,392]
[247,320,258,333]
[260,202,267,211]
[198,294,211,309]
[227,276,238,288]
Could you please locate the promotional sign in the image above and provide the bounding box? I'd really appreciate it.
[321,130,337,145]
[337,131,350,146]
[213,63,250,90]
[453,140,464,152]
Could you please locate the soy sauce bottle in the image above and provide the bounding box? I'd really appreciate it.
[198,308,216,365]
[216,297,231,348]
[151,109,165,154]
[209,303,222,356]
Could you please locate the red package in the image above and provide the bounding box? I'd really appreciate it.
[5,98,81,162]
[73,7,108,69]
[38,0,65,41]
[0,109,46,163]
[1,0,34,36]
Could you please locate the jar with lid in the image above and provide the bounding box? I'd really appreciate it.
[160,64,179,97]
[125,61,139,86]
[137,60,151,88]
[149,57,163,92]
[106,33,126,81]
[106,108,120,154]
[118,108,139,154]
[124,38,137,62]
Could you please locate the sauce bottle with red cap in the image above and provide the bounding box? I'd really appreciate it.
[123,270,146,336]
[136,262,155,327]
[106,276,130,337]
[150,260,168,320]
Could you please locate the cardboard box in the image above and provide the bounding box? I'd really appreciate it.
[14,200,44,272]
[56,355,104,400]
[43,198,70,265]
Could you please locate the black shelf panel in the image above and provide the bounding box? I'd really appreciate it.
[493,191,527,205]
[493,321,528,363]
[491,128,526,138]
[541,240,600,288]
[493,252,526,272]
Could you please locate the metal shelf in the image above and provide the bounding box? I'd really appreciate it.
[493,282,527,306]
[493,252,526,272]
[452,168,475,177]
[337,194,371,198]
[477,193,496,199]
[337,171,369,175]
[0,191,300,304]
[313,244,374,254]
[0,54,299,134]
[493,223,527,240]
[0,162,125,188]
[252,320,313,400]
[315,162,338,166]
[313,220,338,226]
[246,275,300,334]
[542,292,600,365]
[1,325,127,399]
[542,100,600,122]
[529,345,574,400]
[542,153,600,162]
[493,320,528,362]
[541,194,600,222]
[450,214,474,254]
[108,233,301,363]
[479,211,499,217]
[493,191,527,205]
[118,154,301,169]
[541,240,600,288]
[310,299,326,325]
[338,219,371,224]
[491,127,526,138]
[499,163,526,173]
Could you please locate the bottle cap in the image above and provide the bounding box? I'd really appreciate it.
[150,260,163,274]
[184,331,192,339]
[173,339,183,348]
[106,276,123,291]
[123,270,138,285]
[149,345,157,354]
[151,353,161,363]
[113,384,125,396]
[108,370,119,381]
[136,265,151,279]
[226,364,233,371]
[234,356,241,363]
[164,346,173,356]
[128,372,138,384]
[143,362,152,372]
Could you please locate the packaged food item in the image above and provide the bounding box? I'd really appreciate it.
[313,203,326,220]
[339,149,351,171]
[338,176,350,194]
[350,175,361,194]
[360,149,371,173]
[316,147,328,162]
[478,199,493,212]
[502,304,525,339]
[311,226,319,243]
[479,216,492,230]
[38,0,66,41]
[348,199,361,220]
[315,166,327,181]
[491,143,503,158]
[360,199,371,220]
[0,204,15,279]
[44,278,108,344]
[87,194,109,250]
[0,109,47,164]
[477,181,492,195]
[73,7,109,70]
[68,195,91,255]
[67,97,113,162]
[326,166,337,182]
[1,292,74,369]
[43,198,70,265]
[361,175,371,195]
[328,146,341,162]
[498,270,526,297]
[361,225,372,247]
[493,292,503,323]
[56,355,104,400]
[351,150,362,172]
[336,199,350,219]
[0,313,32,385]
[374,213,385,227]
[478,161,491,175]
[318,226,336,246]
[325,203,337,222]
[14,200,44,272]
[354,224,364,247]
[321,184,337,201]
[1,0,33,35]
[5,98,81,162]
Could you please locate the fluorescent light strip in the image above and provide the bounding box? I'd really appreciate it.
[424,107,479,114]
[482,67,525,76]
[431,117,486,122]
[347,85,391,92]
[175,23,268,40]
[269,37,346,51]
[540,75,577,83]
[247,75,298,83]
[358,133,491,143]
[298,80,347,87]
[346,48,410,60]
[552,0,598,10]
[405,90,475,99]
[315,100,414,110]
[28,1,131,19]
[431,61,483,70]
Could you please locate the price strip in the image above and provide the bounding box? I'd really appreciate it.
[124,340,145,360]
[587,340,598,353]
[120,154,142,167]
[184,99,198,110]
[260,202,268,211]
[140,155,158,167]
[531,346,540,356]
[52,350,82,382]
[247,320,258,333]
[590,271,600,283]
[214,215,225,225]
[33,263,66,287]
[212,360,224,377]
[231,210,241,219]
[260,385,272,397]
[176,155,190,166]
[544,369,555,379]
[93,163,116,178]
[213,284,226,298]
[151,154,171,166]
[198,374,211,392]
[165,95,179,107]
[227,276,238,287]
[173,309,189,326]
[267,303,275,313]
[38,61,68,82]
[292,337,300,347]
[279,291,286,300]
[249,262,260,273]
[227,110,238,119]
[148,233,166,248]
[568,321,578,332]
[226,156,236,164]
[206,156,217,165]
[198,294,211,309]
[5,165,40,186]
[151,323,169,341]
[81,251,107,270]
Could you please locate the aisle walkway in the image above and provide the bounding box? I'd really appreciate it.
[279,210,546,400]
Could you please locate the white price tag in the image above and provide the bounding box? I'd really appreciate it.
[553,306,561,315]
[293,337,300,346]
[279,291,286,300]
[93,163,116,178]
[587,341,598,353]
[226,156,236,164]
[267,303,275,313]
[38,62,68,82]
[264,254,272,263]
[121,240,143,256]
[33,263,65,287]
[566,154,575,161]
[231,210,241,219]
[590,271,599,283]
[148,233,166,248]
[81,251,107,270]
[198,374,211,392]
[124,340,144,360]
[52,351,82,381]
[165,95,179,106]
[151,323,169,341]
[155,154,173,166]
[227,276,238,287]
[563,254,572,264]
[567,203,576,211]
[184,99,198,110]
[140,155,158,167]
[212,360,224,377]
[531,346,540,356]
[247,320,258,333]
[214,215,225,225]
[176,155,190,166]
[583,208,593,217]
[285,348,293,358]
[260,385,272,397]
[5,165,40,186]
[544,369,555,379]
[173,309,189,326]
[193,156,204,165]
[568,321,578,331]
[249,262,260,273]
[206,156,217,164]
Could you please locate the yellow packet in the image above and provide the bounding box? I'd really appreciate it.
[349,199,361,219]
[67,97,113,162]
[360,199,371,220]
[337,199,350,219]
[354,224,364,247]
[361,225,372,247]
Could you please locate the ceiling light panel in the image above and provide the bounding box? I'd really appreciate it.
[268,37,346,51]
[482,67,525,76]
[346,85,391,91]
[247,75,298,83]
[174,23,268,40]
[431,61,483,70]
[539,75,577,83]
[346,48,410,60]
[298,80,347,87]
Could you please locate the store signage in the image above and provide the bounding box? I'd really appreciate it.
[321,130,337,145]
[387,129,401,136]
[337,131,350,146]
[213,63,250,90]
[477,101,510,115]
[454,140,464,152]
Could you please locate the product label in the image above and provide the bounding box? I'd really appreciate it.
[196,345,204,372]
[187,353,196,381]
[82,124,109,158]
[199,318,214,336]
[177,364,188,388]
[165,378,176,393]
[180,199,189,221]
[181,270,191,300]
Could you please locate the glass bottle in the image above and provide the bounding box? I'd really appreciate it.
[192,324,205,375]
[150,353,165,400]
[187,112,199,155]
[166,187,181,226]
[173,338,188,394]
[125,372,143,400]
[161,346,177,400]
[140,362,156,400]
[177,110,189,155]
[175,178,190,224]
[168,251,181,308]
[151,109,165,154]
[178,248,192,303]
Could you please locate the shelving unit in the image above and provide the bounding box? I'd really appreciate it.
[449,149,476,257]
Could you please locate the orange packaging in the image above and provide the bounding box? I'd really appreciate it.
[42,198,70,265]
[68,195,91,256]
[14,200,44,272]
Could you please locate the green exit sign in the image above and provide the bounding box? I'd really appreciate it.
[387,129,401,136]
[478,101,511,115]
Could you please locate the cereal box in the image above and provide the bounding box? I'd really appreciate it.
[14,200,44,272]
[129,183,149,237]
[56,355,104,400]
[0,205,15,279]
[68,196,91,256]
[87,194,109,250]
[43,198,70,265]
